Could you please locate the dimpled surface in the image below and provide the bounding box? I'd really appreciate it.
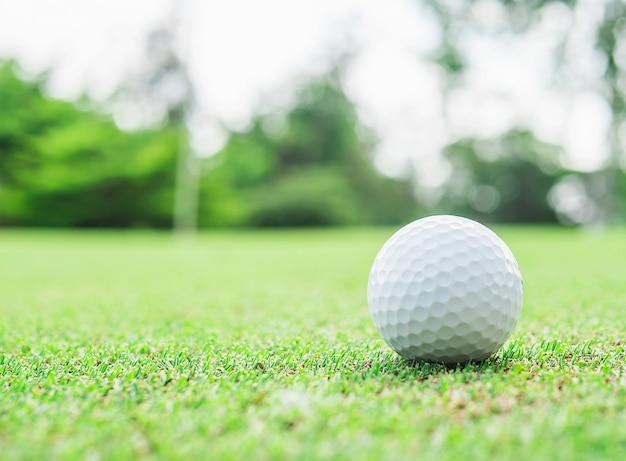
[368,215,523,364]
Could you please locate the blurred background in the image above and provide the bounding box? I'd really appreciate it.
[0,0,624,232]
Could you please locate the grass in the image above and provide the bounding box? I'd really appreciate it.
[1,226,625,460]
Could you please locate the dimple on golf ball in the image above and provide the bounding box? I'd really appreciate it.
[367,215,523,364]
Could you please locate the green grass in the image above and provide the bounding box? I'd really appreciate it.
[1,226,625,460]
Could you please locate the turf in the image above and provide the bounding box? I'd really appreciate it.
[1,227,625,460]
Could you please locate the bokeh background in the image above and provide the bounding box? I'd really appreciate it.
[1,0,625,231]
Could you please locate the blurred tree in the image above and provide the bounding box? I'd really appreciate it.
[0,62,43,190]
[0,61,178,228]
[550,167,626,225]
[439,129,563,223]
[593,0,626,222]
[418,0,626,224]
[199,74,418,227]
[9,0,625,228]
[424,0,578,82]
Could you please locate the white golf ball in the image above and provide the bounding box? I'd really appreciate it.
[368,215,523,364]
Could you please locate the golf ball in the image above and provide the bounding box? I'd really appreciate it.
[367,215,523,364]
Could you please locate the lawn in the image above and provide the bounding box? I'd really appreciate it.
[1,226,625,460]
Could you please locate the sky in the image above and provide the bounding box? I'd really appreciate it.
[0,0,612,187]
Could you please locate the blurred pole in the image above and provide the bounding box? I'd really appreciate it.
[174,127,199,239]
[171,0,199,242]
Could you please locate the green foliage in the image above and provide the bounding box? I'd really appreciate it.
[439,129,563,223]
[247,167,363,227]
[1,228,626,459]
[594,0,626,223]
[202,75,418,227]
[0,61,179,228]
[424,0,624,224]
[5,0,626,228]
[0,63,417,229]
[432,42,465,76]
[594,0,624,77]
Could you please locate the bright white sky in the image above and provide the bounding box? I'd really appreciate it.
[0,0,612,186]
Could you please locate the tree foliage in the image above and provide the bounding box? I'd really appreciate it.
[419,0,626,224]
[4,0,626,228]
[199,76,419,227]
[0,63,417,228]
[0,61,179,228]
[439,129,563,223]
